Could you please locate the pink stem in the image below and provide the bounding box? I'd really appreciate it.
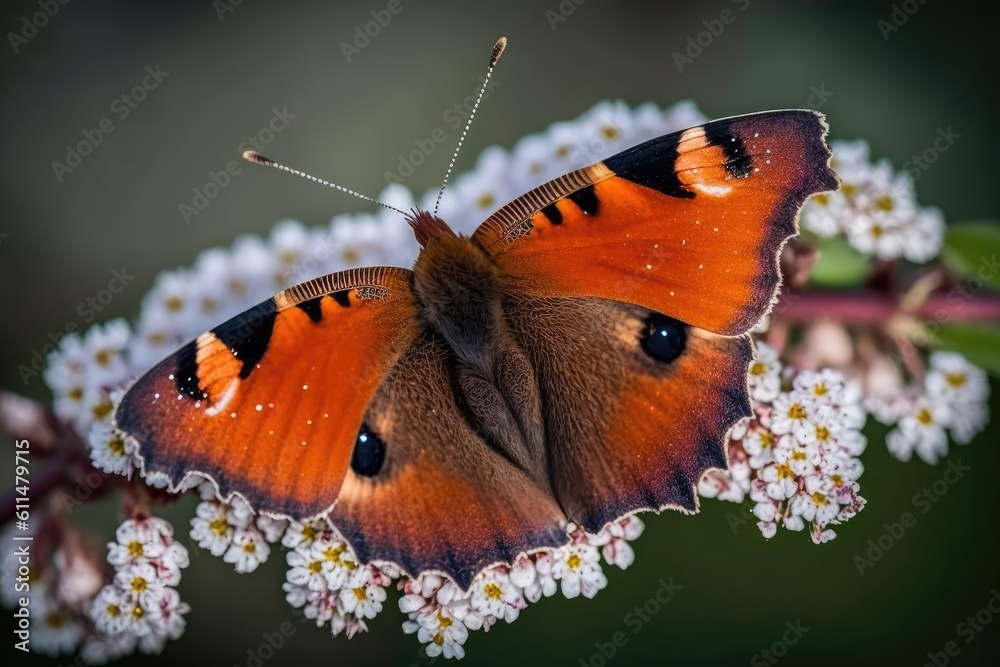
[773,290,1000,325]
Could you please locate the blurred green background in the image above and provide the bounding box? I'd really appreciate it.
[1,0,998,665]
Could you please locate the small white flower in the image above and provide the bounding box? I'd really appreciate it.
[893,397,952,464]
[770,392,814,442]
[338,568,387,620]
[30,594,84,657]
[189,500,234,557]
[87,422,135,476]
[114,561,165,597]
[748,342,782,403]
[223,526,271,573]
[902,207,944,263]
[91,585,130,635]
[415,607,470,660]
[552,544,607,599]
[469,568,524,622]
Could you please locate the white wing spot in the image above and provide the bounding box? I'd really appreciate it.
[646,264,652,270]
[230,412,237,418]
[256,404,263,412]
[302,384,309,390]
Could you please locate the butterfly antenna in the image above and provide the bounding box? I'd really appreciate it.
[432,36,507,216]
[242,151,407,216]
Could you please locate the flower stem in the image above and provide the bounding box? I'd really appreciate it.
[773,290,1000,325]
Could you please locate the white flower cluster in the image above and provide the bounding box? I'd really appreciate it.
[398,517,643,659]
[280,519,393,640]
[86,517,190,663]
[800,139,944,262]
[883,352,990,464]
[189,481,289,573]
[700,342,868,544]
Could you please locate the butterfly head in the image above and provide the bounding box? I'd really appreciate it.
[405,208,458,248]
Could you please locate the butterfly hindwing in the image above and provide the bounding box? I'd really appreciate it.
[474,110,837,335]
[507,295,752,532]
[115,267,419,518]
[328,332,569,588]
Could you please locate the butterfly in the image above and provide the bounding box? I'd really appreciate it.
[115,40,837,589]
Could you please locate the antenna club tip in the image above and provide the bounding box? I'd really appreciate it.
[243,150,272,165]
[490,37,507,67]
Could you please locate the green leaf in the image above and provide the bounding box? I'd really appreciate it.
[931,324,1000,376]
[810,236,870,287]
[942,221,1000,291]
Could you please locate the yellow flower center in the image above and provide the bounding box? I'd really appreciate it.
[46,612,64,628]
[775,463,795,480]
[433,632,445,646]
[917,408,934,425]
[165,296,183,312]
[94,349,112,366]
[353,587,368,601]
[760,431,774,448]
[308,561,323,574]
[279,250,297,263]
[229,280,247,297]
[477,194,495,209]
[131,577,147,593]
[567,553,581,570]
[750,361,767,376]
[68,387,84,401]
[108,437,126,456]
[127,541,144,557]
[132,606,145,620]
[813,383,829,396]
[815,426,830,442]
[106,604,121,618]
[555,145,571,158]
[875,195,893,211]
[791,450,808,461]
[323,545,345,563]
[341,248,360,263]
[945,373,967,388]
[201,297,217,314]
[787,403,808,420]
[92,399,114,421]
[812,492,829,506]
[812,193,829,206]
[243,541,257,553]
[842,184,857,196]
[147,332,167,345]
[436,612,452,628]
[831,474,844,487]
[484,583,503,600]
[870,224,884,238]
[301,523,319,542]
[601,126,619,140]
[209,518,230,536]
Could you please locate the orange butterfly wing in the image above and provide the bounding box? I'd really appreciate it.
[508,296,751,533]
[474,110,837,335]
[115,267,419,518]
